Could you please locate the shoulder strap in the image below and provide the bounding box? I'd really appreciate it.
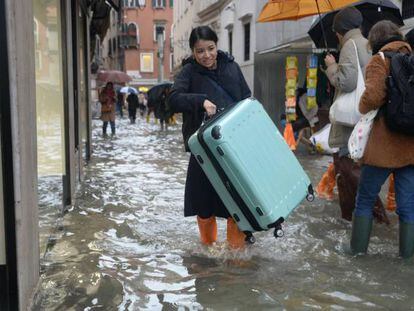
[204,75,236,104]
[350,39,361,69]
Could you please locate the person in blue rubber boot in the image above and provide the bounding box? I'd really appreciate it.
[353,21,414,258]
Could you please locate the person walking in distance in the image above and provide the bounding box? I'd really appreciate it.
[99,82,116,136]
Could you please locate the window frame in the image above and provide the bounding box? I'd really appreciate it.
[243,22,251,62]
[140,52,154,72]
[153,23,166,42]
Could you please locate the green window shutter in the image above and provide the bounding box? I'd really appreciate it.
[169,0,173,7]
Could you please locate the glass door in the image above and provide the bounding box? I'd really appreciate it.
[33,0,66,255]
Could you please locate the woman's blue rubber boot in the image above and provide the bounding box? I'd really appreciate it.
[351,216,373,255]
[399,221,414,259]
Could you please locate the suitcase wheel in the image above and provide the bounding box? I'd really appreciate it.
[306,185,315,202]
[244,232,256,244]
[306,193,315,202]
[274,227,284,238]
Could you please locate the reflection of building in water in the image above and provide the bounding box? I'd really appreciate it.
[1,0,121,309]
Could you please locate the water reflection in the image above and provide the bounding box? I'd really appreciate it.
[33,118,414,310]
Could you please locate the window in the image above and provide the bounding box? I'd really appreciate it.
[140,53,154,72]
[154,24,165,42]
[124,0,145,7]
[152,0,166,8]
[244,22,250,61]
[108,38,112,56]
[228,29,233,56]
[127,23,139,45]
[169,0,173,7]
[170,53,174,71]
[112,37,117,54]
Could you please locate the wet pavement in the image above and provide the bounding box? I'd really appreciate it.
[33,116,414,310]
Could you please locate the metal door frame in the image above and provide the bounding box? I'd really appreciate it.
[0,0,19,308]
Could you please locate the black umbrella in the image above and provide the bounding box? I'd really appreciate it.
[308,0,404,49]
[147,82,173,108]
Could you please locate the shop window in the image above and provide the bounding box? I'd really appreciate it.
[140,53,154,72]
[152,0,166,8]
[244,22,250,61]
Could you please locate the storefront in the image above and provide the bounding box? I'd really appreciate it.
[0,0,102,309]
[254,38,334,131]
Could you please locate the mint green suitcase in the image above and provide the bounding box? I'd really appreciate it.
[188,98,314,242]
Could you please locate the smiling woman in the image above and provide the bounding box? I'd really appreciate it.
[168,25,252,249]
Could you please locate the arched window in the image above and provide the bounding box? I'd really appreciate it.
[127,23,139,46]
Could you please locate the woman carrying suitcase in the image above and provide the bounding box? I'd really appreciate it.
[168,26,251,249]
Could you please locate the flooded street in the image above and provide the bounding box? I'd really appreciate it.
[33,117,414,310]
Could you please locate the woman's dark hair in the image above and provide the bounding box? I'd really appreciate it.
[368,20,404,54]
[189,26,218,50]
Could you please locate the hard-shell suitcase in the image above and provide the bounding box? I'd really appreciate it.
[188,98,314,242]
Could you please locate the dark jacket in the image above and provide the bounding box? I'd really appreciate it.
[168,50,251,151]
[126,93,139,110]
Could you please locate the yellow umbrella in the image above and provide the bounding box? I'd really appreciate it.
[139,86,149,92]
[258,0,360,22]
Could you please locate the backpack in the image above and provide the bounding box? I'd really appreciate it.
[382,51,414,136]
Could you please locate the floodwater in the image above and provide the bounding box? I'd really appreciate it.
[33,117,414,310]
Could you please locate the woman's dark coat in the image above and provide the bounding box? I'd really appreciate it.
[168,50,251,218]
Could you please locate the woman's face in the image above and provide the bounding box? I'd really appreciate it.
[192,40,217,69]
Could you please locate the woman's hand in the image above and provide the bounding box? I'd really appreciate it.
[203,99,217,116]
[324,54,336,67]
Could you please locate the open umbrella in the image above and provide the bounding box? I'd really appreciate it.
[308,0,404,49]
[147,82,173,108]
[119,86,138,94]
[97,70,132,84]
[258,0,360,48]
[258,0,360,22]
[139,86,149,92]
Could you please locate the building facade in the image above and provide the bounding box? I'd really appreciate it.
[121,0,174,87]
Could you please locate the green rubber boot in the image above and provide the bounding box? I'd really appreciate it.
[399,221,414,259]
[350,216,373,255]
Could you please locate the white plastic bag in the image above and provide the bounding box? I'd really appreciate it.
[310,124,339,154]
[329,40,364,126]
[348,109,378,160]
[348,52,385,161]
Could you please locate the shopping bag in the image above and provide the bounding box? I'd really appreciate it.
[329,40,364,126]
[310,124,339,154]
[348,109,378,161]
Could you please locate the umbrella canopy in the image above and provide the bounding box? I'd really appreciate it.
[308,0,404,49]
[97,70,132,84]
[258,0,360,22]
[139,86,149,92]
[147,83,173,108]
[119,86,138,94]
